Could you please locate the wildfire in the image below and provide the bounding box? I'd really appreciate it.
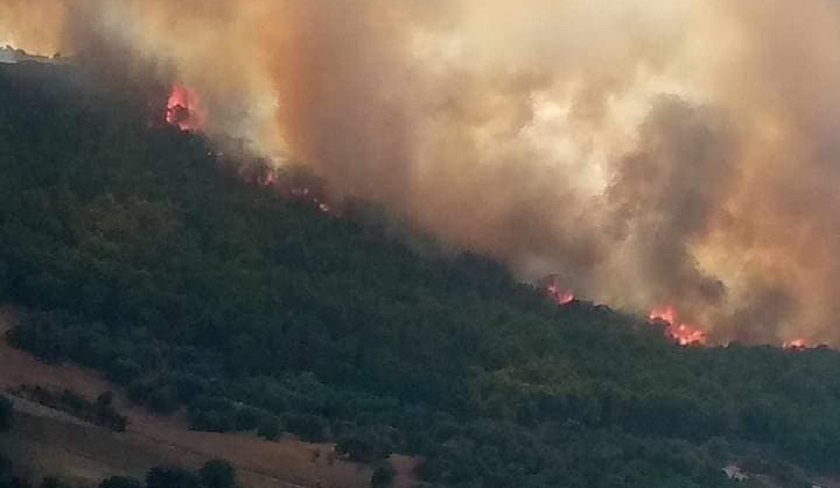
[260,170,335,215]
[166,83,206,132]
[781,339,831,350]
[649,306,708,346]
[294,189,331,214]
[545,277,575,305]
[783,339,807,350]
[260,171,277,187]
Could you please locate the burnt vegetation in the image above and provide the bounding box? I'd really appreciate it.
[1,62,840,488]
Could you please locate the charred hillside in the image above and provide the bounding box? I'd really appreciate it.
[1,62,840,488]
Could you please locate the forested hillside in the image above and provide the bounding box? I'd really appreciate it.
[2,62,840,488]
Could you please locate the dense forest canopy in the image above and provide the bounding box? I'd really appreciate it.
[2,62,840,488]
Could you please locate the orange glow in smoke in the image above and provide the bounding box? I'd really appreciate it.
[166,83,206,132]
[545,277,575,305]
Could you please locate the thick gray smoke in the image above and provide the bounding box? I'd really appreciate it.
[4,0,840,345]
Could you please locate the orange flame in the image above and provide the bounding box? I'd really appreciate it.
[649,305,708,346]
[649,305,678,325]
[545,278,575,305]
[783,339,806,349]
[166,83,206,132]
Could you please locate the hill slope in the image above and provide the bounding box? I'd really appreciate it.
[2,61,840,488]
[0,310,398,488]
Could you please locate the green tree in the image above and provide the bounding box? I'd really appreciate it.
[0,455,12,488]
[233,406,262,431]
[99,476,143,488]
[198,459,236,488]
[257,418,281,441]
[0,397,11,432]
[147,385,181,415]
[336,425,398,463]
[283,413,329,443]
[39,478,71,488]
[370,461,396,488]
[146,466,198,488]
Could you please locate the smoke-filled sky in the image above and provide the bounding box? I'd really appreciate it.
[4,0,840,345]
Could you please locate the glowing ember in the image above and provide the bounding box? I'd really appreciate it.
[166,83,206,132]
[649,306,708,346]
[649,305,677,325]
[286,187,332,213]
[545,277,575,305]
[261,171,277,187]
[783,339,807,350]
[263,175,335,215]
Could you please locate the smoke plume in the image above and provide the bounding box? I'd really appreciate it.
[3,0,840,345]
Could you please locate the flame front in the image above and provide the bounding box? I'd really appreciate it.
[781,338,828,350]
[166,83,206,132]
[649,306,708,346]
[783,339,807,350]
[545,277,575,305]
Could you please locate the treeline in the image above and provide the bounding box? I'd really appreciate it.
[6,386,126,432]
[1,396,22,488]
[3,459,239,488]
[1,62,839,488]
[109,460,238,488]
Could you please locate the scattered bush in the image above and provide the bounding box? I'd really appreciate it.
[146,467,198,488]
[198,460,236,488]
[370,461,396,488]
[8,386,126,432]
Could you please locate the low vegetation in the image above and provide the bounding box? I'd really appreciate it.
[6,386,127,432]
[3,459,238,488]
[1,62,840,488]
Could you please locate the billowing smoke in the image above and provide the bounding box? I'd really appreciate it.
[3,0,840,345]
